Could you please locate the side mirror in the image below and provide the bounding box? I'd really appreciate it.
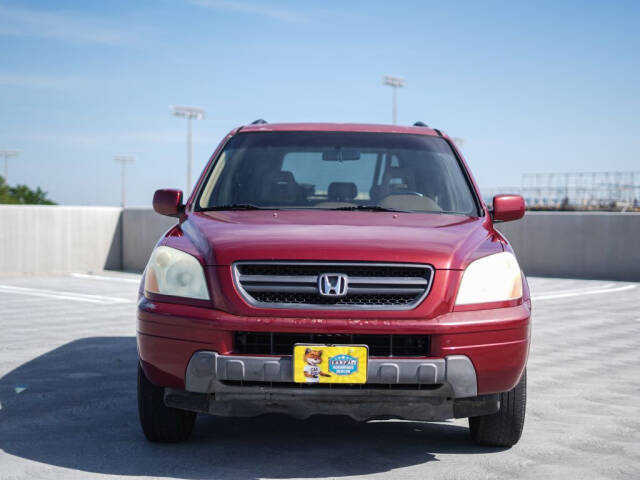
[492,194,525,222]
[153,189,184,217]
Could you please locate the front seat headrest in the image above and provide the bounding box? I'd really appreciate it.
[328,182,358,202]
[260,170,299,204]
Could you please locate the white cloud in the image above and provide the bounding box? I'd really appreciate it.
[187,0,307,23]
[0,5,134,45]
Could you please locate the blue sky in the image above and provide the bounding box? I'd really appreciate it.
[1,0,638,206]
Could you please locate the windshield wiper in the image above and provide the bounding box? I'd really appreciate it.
[331,205,407,212]
[200,204,275,211]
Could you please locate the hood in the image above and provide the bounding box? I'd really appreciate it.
[180,210,503,270]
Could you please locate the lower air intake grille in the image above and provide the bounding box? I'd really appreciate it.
[234,332,430,357]
[233,261,434,310]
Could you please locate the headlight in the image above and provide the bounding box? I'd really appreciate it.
[144,246,210,300]
[455,252,522,306]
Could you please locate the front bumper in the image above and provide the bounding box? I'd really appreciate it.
[160,351,491,421]
[185,351,477,397]
[137,298,530,398]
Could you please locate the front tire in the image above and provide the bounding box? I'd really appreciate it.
[469,369,526,447]
[137,363,196,442]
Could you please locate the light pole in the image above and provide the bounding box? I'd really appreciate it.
[383,76,404,124]
[114,155,135,207]
[0,150,19,183]
[170,105,205,194]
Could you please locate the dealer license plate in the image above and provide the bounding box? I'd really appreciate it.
[293,344,368,384]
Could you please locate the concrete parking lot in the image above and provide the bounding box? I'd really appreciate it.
[1,273,639,479]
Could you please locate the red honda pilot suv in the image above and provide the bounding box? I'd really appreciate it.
[137,121,530,447]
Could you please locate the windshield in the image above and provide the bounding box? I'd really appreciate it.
[196,131,480,216]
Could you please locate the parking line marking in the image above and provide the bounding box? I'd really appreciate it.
[533,284,636,301]
[71,273,141,284]
[532,283,615,296]
[0,285,133,305]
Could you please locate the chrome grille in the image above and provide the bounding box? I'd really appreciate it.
[233,262,434,310]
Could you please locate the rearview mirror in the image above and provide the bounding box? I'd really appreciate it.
[492,194,525,222]
[322,148,361,161]
[153,189,184,217]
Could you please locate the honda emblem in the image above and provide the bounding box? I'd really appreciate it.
[318,273,349,297]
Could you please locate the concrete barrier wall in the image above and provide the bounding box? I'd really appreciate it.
[121,208,177,273]
[1,207,639,281]
[0,206,122,276]
[497,212,640,281]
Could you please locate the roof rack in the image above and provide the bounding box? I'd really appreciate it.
[413,121,429,127]
[251,119,268,125]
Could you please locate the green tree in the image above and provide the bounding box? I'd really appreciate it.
[0,176,56,205]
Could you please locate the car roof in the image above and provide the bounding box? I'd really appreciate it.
[239,122,441,137]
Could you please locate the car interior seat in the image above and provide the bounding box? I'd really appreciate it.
[258,170,301,206]
[328,182,357,202]
[314,182,358,208]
